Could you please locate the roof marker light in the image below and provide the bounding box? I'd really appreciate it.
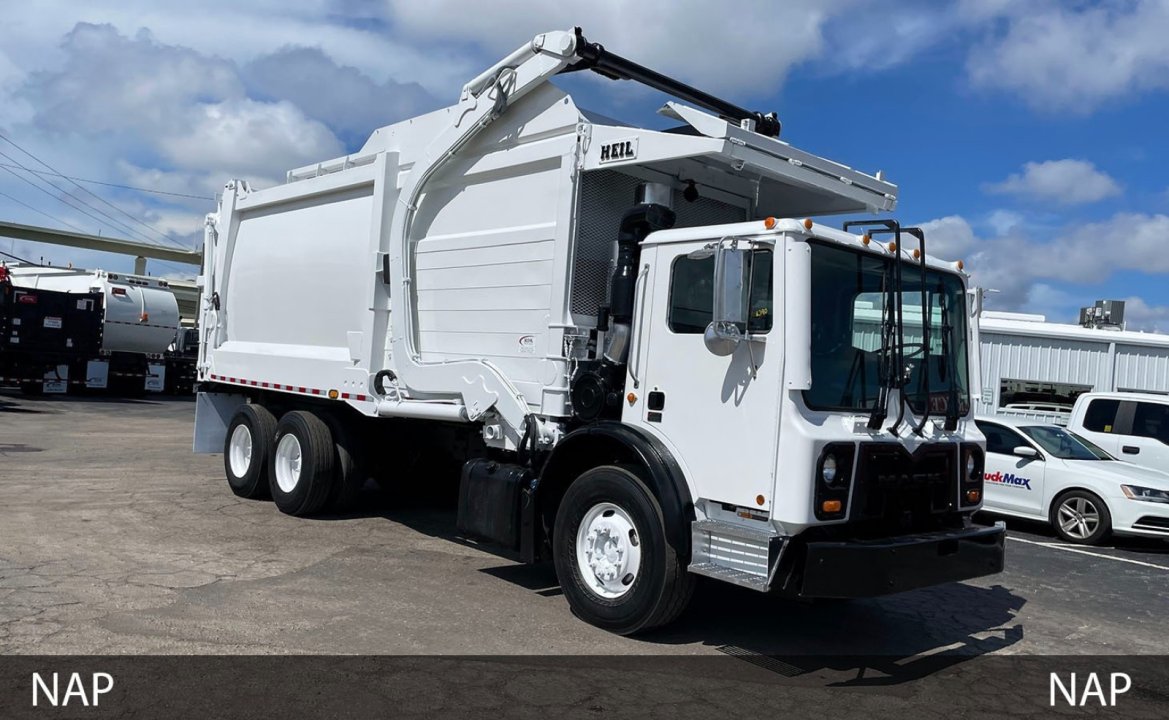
[861,234,871,246]
[802,218,814,231]
[763,217,777,229]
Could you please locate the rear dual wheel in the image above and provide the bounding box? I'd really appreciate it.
[224,404,277,499]
[270,410,335,517]
[224,405,364,516]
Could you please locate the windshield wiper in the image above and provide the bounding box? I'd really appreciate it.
[844,220,909,432]
[938,283,960,431]
[902,227,931,436]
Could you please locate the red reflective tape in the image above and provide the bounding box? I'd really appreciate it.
[249,380,258,386]
[355,394,366,401]
[297,387,306,393]
[311,388,320,395]
[340,392,350,399]
[261,382,269,388]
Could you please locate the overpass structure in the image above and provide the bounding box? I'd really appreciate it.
[0,219,202,320]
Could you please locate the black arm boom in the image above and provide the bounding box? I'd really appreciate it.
[563,28,781,138]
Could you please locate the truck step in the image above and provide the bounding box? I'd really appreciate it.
[688,519,781,592]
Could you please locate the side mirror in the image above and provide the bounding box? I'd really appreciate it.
[1013,445,1040,460]
[703,244,747,356]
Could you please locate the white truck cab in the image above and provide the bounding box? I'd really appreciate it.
[193,28,1004,634]
[1068,392,1169,472]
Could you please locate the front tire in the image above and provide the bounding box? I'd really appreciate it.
[552,465,694,635]
[1051,489,1111,545]
[224,404,277,500]
[269,410,334,517]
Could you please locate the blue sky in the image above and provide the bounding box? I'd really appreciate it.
[1,0,1168,328]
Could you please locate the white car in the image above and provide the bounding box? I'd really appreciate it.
[975,416,1169,545]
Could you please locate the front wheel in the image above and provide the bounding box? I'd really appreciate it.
[552,465,693,635]
[1050,490,1112,545]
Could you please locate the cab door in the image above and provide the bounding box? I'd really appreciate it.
[625,240,782,512]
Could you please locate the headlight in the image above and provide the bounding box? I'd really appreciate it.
[822,454,837,485]
[1120,485,1169,504]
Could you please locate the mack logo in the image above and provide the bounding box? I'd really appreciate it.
[599,139,637,163]
[984,470,1031,490]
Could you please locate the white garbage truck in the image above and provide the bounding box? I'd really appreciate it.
[193,28,1004,634]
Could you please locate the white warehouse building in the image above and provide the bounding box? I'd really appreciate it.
[976,310,1169,413]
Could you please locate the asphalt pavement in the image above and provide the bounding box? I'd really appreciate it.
[1,391,1166,656]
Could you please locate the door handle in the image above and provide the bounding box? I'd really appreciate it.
[1122,445,1140,455]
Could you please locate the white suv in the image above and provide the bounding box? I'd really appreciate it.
[1067,392,1169,473]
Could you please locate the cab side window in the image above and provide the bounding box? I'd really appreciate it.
[977,422,1025,455]
[667,255,714,333]
[667,250,773,334]
[1082,398,1120,433]
[1131,402,1169,444]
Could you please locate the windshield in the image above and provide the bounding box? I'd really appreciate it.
[803,241,970,414]
[1021,425,1113,460]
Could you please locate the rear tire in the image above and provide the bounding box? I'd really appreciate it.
[224,404,277,500]
[1050,489,1111,545]
[269,410,335,517]
[552,465,694,635]
[323,413,366,512]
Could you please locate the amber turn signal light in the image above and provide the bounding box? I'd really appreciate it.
[966,489,981,504]
[821,499,842,514]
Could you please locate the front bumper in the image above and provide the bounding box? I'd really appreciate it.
[797,522,1005,598]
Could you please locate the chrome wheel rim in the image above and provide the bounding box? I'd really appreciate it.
[575,502,642,600]
[1057,497,1101,540]
[228,424,253,478]
[274,433,303,493]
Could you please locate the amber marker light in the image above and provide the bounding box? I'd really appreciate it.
[861,234,871,246]
[802,218,814,230]
[755,494,766,506]
[957,259,965,271]
[764,216,777,229]
[966,489,981,504]
[627,392,637,405]
[328,389,339,399]
[821,499,842,513]
[888,241,897,253]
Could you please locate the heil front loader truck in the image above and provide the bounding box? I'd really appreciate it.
[194,29,1005,634]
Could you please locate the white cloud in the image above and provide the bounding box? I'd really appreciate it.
[920,215,979,258]
[386,0,860,94]
[986,209,1025,235]
[1122,296,1169,333]
[985,159,1122,205]
[919,211,1169,328]
[965,0,1169,111]
[242,47,434,146]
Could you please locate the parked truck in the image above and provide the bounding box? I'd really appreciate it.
[1,264,104,393]
[4,264,189,395]
[193,28,1005,634]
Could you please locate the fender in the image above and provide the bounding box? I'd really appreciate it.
[530,421,695,562]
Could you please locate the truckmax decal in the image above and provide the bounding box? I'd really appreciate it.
[192,26,1005,635]
[984,471,1032,490]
